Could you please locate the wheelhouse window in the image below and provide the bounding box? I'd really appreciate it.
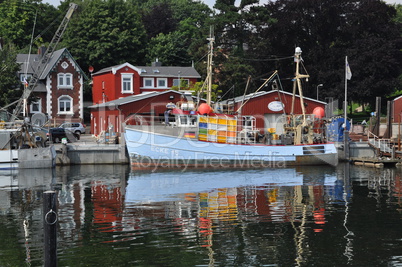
[58,96,73,114]
[121,73,133,93]
[58,73,73,89]
[144,78,154,88]
[157,78,167,88]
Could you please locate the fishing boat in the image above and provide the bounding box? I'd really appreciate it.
[0,122,56,170]
[124,39,338,170]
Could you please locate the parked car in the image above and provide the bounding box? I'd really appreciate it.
[59,122,86,135]
[48,128,79,143]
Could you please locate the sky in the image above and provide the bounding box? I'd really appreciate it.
[41,0,402,8]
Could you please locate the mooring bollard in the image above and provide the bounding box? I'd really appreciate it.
[43,190,58,267]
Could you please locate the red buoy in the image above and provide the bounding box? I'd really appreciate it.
[198,103,211,115]
[313,107,325,119]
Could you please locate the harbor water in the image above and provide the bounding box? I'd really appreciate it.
[1,163,402,266]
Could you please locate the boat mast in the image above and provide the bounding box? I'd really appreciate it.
[206,28,214,106]
[294,47,309,122]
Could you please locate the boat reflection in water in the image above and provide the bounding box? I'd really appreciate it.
[5,164,402,266]
[0,168,54,191]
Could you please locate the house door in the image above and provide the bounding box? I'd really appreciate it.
[264,114,285,135]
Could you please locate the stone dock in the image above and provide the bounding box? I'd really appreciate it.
[53,134,129,165]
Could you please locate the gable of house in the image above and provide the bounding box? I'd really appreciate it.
[16,48,87,123]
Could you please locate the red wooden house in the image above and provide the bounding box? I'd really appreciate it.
[91,61,201,105]
[17,47,87,124]
[90,90,188,135]
[90,61,201,135]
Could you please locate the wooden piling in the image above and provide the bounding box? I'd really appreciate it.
[43,191,58,267]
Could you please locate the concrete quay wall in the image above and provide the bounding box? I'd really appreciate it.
[336,141,376,161]
[54,135,129,165]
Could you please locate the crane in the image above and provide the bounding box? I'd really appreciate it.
[10,3,78,122]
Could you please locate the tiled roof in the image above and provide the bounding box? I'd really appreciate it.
[17,48,88,80]
[92,63,201,78]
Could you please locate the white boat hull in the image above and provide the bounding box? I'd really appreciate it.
[124,126,338,170]
[0,146,56,170]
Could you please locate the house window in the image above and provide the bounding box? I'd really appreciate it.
[157,78,167,88]
[20,74,32,87]
[121,73,133,93]
[20,74,32,83]
[30,98,41,113]
[173,79,189,88]
[144,78,154,88]
[58,96,73,114]
[58,73,73,89]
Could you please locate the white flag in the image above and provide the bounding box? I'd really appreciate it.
[346,56,352,80]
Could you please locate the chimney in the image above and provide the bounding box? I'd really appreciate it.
[38,45,47,57]
[152,58,162,67]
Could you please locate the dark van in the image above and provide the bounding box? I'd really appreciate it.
[48,128,79,143]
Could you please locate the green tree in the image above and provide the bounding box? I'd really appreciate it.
[62,0,147,72]
[209,0,259,98]
[146,32,190,66]
[141,0,212,66]
[0,41,22,112]
[345,1,401,107]
[191,81,221,102]
[141,2,178,39]
[0,0,59,50]
[247,0,402,109]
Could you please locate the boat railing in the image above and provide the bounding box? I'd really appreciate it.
[367,131,393,154]
[0,121,25,130]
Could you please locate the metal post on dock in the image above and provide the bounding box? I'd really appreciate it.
[43,191,58,267]
[344,130,350,160]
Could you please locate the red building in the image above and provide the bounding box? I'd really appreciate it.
[90,90,188,135]
[224,90,327,135]
[91,61,201,105]
[90,61,201,135]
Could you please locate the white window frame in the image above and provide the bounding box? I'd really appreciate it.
[121,73,133,93]
[57,73,73,89]
[143,78,154,88]
[30,98,41,113]
[20,74,32,83]
[58,95,73,115]
[157,78,167,88]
